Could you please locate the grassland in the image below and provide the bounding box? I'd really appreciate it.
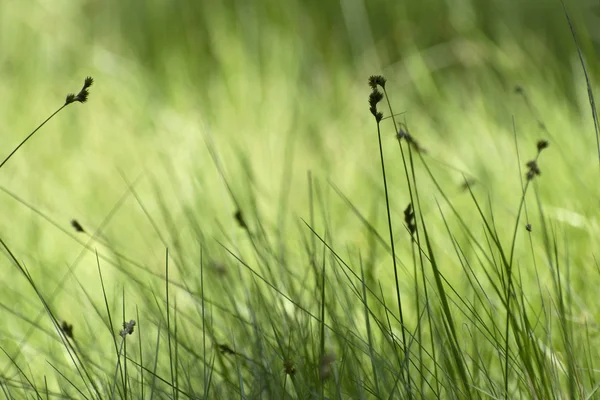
[0,0,600,398]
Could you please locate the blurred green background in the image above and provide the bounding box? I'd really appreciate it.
[0,0,599,384]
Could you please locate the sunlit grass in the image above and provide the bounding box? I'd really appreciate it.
[0,0,599,398]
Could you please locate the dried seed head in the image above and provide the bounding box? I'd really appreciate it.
[368,89,385,121]
[369,106,383,121]
[283,359,296,376]
[536,139,549,152]
[403,203,414,219]
[83,76,94,89]
[526,170,534,181]
[71,219,85,233]
[368,90,384,108]
[234,210,247,229]
[368,75,387,90]
[65,76,94,105]
[119,320,136,337]
[369,105,377,117]
[525,160,541,181]
[61,321,74,340]
[75,89,90,103]
[404,203,416,238]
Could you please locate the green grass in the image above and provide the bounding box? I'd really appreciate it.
[1,0,600,398]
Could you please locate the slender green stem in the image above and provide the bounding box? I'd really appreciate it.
[0,103,67,170]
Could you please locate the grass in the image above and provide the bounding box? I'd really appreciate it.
[1,0,600,399]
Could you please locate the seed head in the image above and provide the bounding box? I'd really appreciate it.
[368,75,387,90]
[65,76,94,105]
[404,203,416,239]
[525,160,541,181]
[368,90,383,108]
[368,89,384,122]
[61,321,74,340]
[83,76,94,89]
[119,320,136,337]
[536,139,549,152]
[234,209,247,229]
[75,89,90,103]
[71,219,85,233]
[283,359,296,376]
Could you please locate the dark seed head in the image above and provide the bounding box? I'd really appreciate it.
[368,90,384,107]
[61,321,74,340]
[368,75,387,90]
[66,76,94,105]
[75,89,90,103]
[403,203,416,237]
[119,320,136,337]
[234,210,247,229]
[369,106,377,117]
[283,359,296,375]
[404,203,414,218]
[368,88,385,122]
[83,76,94,89]
[71,219,85,233]
[525,160,541,180]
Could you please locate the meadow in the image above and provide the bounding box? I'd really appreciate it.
[0,0,600,398]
